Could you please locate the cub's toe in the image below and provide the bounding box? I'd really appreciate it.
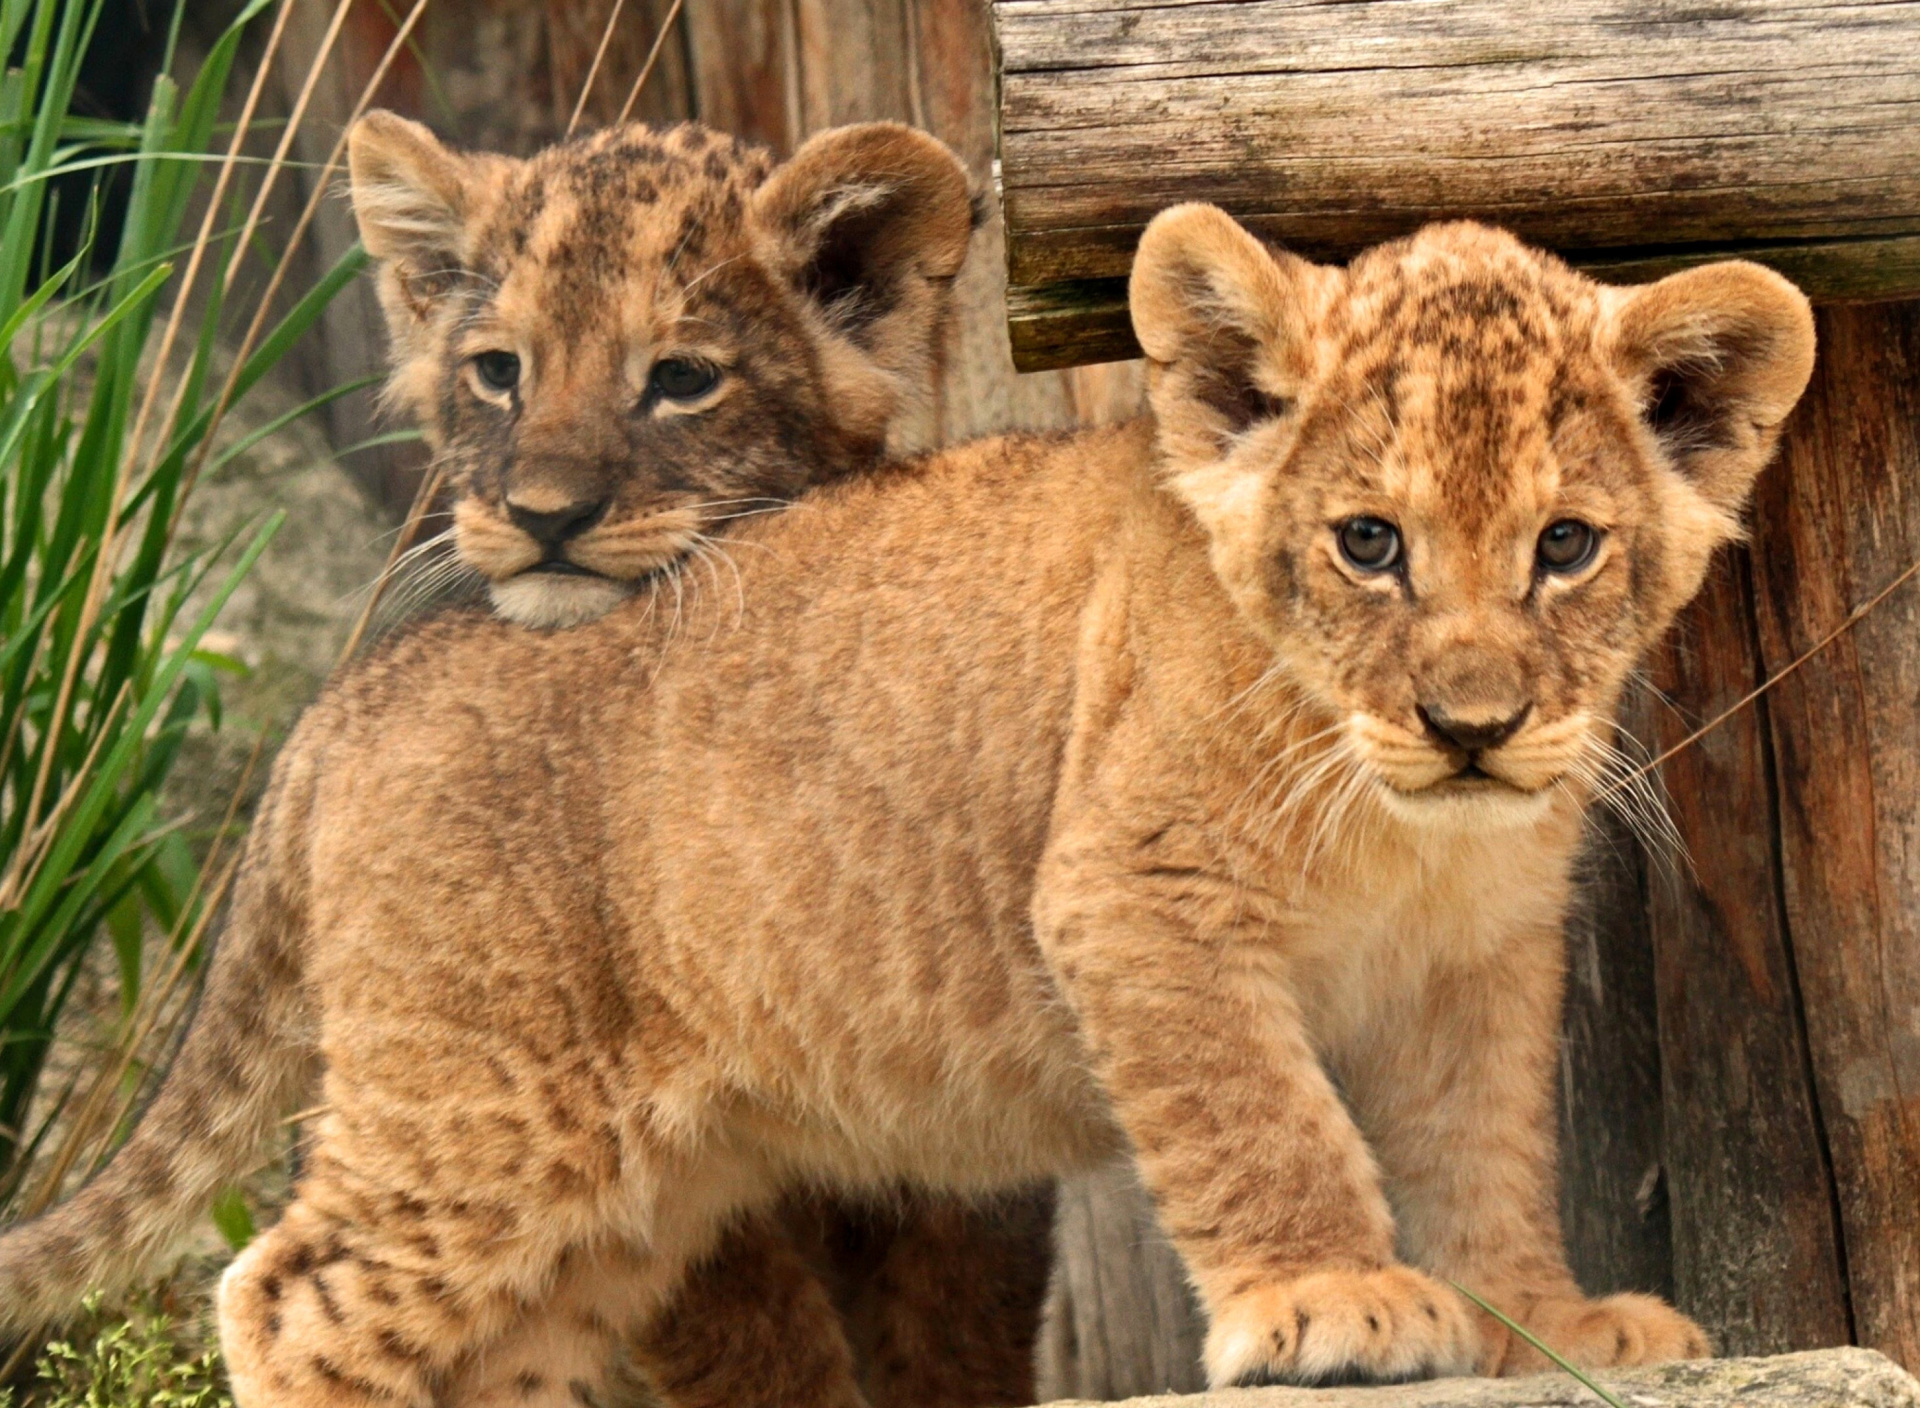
[1204,1266,1480,1389]
[1488,1291,1711,1375]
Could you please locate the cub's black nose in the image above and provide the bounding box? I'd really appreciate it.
[506,495,609,547]
[1417,701,1532,753]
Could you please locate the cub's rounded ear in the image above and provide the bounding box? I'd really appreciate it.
[753,123,974,326]
[1607,260,1816,513]
[751,123,973,440]
[347,111,478,271]
[1130,204,1337,457]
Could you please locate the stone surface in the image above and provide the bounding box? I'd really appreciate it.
[1042,1349,1919,1408]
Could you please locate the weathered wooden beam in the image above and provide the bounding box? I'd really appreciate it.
[1633,553,1854,1357]
[1040,1162,1206,1400]
[1040,1348,1920,1408]
[992,0,1920,370]
[1746,302,1920,1370]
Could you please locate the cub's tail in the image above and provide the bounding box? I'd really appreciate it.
[0,765,317,1330]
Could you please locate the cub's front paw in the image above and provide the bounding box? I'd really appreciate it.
[1485,1292,1711,1375]
[1204,1267,1480,1388]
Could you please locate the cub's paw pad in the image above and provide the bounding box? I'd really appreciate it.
[1493,1292,1711,1375]
[1204,1267,1479,1389]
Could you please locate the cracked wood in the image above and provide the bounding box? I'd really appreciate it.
[992,0,1920,367]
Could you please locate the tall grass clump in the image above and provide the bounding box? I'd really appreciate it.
[0,0,367,1232]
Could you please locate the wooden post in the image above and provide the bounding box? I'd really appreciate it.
[1633,554,1853,1355]
[1038,1163,1206,1400]
[1605,303,1920,1366]
[1744,302,1920,1366]
[1557,817,1675,1307]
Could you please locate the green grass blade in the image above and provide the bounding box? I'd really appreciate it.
[205,374,384,475]
[1448,1282,1631,1408]
[0,512,283,1016]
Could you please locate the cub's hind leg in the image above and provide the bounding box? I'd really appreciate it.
[821,1190,1055,1408]
[631,1209,871,1408]
[217,1039,644,1407]
[443,1240,678,1408]
[615,1191,1054,1408]
[441,1180,860,1408]
[218,1164,554,1407]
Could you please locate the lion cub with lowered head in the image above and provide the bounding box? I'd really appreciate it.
[343,111,1053,1407]
[0,208,1813,1404]
[348,111,973,628]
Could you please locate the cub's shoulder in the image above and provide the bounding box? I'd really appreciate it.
[290,603,621,763]
[799,417,1155,517]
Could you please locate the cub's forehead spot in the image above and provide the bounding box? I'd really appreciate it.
[1315,236,1615,534]
[469,127,775,345]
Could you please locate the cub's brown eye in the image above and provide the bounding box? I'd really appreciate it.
[1538,519,1599,573]
[473,351,520,394]
[1337,517,1401,573]
[651,358,720,402]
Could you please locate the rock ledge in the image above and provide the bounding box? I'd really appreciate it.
[1044,1348,1917,1407]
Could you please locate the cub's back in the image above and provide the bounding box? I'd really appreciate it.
[276,421,1149,1176]
[291,417,1151,917]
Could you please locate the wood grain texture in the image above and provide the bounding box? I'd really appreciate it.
[683,0,799,148]
[1037,1161,1207,1401]
[1031,1348,1920,1407]
[1636,549,1854,1357]
[1559,817,1674,1306]
[1747,301,1920,1370]
[992,0,1920,368]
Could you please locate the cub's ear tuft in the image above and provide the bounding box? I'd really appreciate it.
[751,123,974,447]
[1130,203,1336,460]
[1607,260,1816,513]
[347,111,476,271]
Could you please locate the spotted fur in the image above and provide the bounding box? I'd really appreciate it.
[0,213,1814,1405]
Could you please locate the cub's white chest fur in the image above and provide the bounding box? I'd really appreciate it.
[1273,796,1581,1058]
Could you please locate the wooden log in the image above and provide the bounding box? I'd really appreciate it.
[1635,554,1854,1356]
[1743,301,1920,1369]
[1037,1348,1920,1408]
[990,0,1920,369]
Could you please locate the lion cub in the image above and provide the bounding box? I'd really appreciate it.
[347,112,974,628]
[351,114,1049,1405]
[0,209,1814,1405]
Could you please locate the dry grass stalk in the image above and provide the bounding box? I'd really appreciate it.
[617,0,686,126]
[166,0,435,537]
[566,0,633,139]
[336,459,448,663]
[1604,536,1920,802]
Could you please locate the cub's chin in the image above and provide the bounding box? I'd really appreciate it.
[1376,775,1556,831]
[488,571,635,629]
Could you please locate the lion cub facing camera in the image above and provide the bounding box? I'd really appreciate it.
[0,208,1814,1405]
